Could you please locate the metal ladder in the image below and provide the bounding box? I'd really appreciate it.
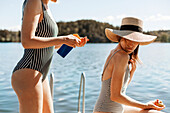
[49,73,54,99]
[49,72,86,113]
[77,72,86,113]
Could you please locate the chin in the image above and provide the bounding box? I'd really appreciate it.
[125,50,133,54]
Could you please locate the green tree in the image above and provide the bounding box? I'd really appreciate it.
[160,33,168,42]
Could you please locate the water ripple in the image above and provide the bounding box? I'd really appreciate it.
[0,43,170,112]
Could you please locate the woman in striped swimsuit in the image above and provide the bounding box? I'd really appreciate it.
[93,17,165,113]
[11,0,88,113]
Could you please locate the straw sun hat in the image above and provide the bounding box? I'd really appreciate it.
[105,17,157,45]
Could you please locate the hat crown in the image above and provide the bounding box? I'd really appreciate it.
[121,17,143,28]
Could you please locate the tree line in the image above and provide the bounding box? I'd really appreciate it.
[0,19,170,43]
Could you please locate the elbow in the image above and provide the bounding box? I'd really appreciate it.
[110,93,122,102]
[21,38,32,49]
[21,33,34,49]
[22,40,30,49]
[21,34,34,49]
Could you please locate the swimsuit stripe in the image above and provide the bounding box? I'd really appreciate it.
[13,0,58,81]
[19,50,32,68]
[93,50,130,113]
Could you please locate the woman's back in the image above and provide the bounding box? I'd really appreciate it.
[93,50,130,113]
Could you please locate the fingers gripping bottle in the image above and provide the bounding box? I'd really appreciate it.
[57,34,82,58]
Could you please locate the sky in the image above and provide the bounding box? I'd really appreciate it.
[0,0,170,31]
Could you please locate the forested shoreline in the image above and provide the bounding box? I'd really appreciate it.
[0,19,170,43]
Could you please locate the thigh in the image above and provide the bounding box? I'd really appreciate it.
[11,69,43,113]
[42,77,54,113]
[123,105,165,113]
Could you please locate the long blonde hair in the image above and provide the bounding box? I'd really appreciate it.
[129,45,142,64]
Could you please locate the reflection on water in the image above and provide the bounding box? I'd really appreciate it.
[0,43,170,113]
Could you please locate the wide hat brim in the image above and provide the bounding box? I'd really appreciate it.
[105,28,157,45]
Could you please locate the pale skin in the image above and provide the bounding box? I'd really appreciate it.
[11,0,87,113]
[94,38,165,113]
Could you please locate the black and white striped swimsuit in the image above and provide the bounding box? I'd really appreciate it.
[13,0,58,81]
[93,50,130,113]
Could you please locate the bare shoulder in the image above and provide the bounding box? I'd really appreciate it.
[24,0,42,15]
[112,50,129,65]
[27,0,42,7]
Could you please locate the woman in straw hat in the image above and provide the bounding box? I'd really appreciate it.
[93,17,165,113]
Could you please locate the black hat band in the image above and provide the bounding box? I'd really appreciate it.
[120,25,143,33]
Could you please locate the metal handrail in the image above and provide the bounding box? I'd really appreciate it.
[78,72,86,113]
[49,72,86,113]
[50,73,54,99]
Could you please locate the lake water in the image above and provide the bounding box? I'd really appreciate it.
[0,43,170,113]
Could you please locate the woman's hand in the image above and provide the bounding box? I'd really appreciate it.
[144,101,165,111]
[55,35,88,49]
[64,35,81,48]
[127,58,137,85]
[129,58,136,75]
[76,36,88,47]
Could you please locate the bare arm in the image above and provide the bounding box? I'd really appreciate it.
[110,52,161,110]
[54,44,62,49]
[21,0,80,49]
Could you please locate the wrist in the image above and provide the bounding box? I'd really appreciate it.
[58,36,68,44]
[140,103,148,109]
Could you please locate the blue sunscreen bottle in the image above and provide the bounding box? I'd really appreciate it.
[57,44,73,58]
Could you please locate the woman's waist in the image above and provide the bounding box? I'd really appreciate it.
[21,47,54,61]
[24,46,54,53]
[94,95,123,112]
[95,99,123,107]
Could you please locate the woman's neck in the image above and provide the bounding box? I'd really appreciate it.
[116,44,131,64]
[115,44,130,54]
[115,44,124,51]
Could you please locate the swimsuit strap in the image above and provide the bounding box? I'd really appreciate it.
[101,49,121,81]
[41,0,46,11]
